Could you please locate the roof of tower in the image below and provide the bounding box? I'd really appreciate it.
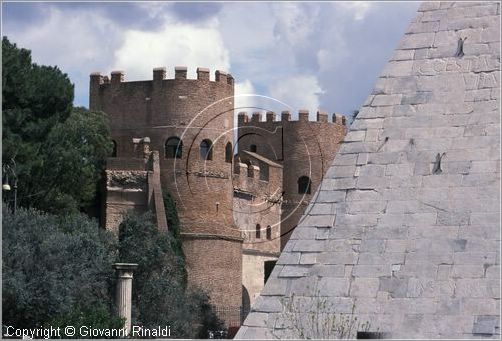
[242,151,283,168]
[236,1,501,339]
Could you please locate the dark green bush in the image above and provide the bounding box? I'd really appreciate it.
[118,212,224,338]
[2,205,118,330]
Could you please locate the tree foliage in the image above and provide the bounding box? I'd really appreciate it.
[2,37,113,214]
[48,303,124,339]
[163,190,184,261]
[2,37,224,338]
[30,107,113,213]
[2,36,73,198]
[2,37,73,144]
[2,205,118,329]
[118,212,224,338]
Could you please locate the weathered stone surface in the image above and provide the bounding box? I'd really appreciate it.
[379,277,410,298]
[473,315,500,335]
[372,94,403,106]
[279,265,311,278]
[317,277,350,296]
[252,296,283,313]
[350,278,380,297]
[237,2,500,339]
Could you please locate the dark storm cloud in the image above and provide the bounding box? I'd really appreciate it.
[2,3,49,31]
[59,3,169,30]
[3,2,168,32]
[170,2,223,22]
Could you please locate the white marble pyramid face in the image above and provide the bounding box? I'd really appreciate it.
[237,2,501,339]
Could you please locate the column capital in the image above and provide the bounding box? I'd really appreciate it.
[113,263,138,279]
[113,262,138,270]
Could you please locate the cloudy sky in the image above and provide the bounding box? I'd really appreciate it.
[2,1,420,118]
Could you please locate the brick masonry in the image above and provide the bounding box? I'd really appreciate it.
[236,2,501,339]
[235,114,346,314]
[93,66,347,330]
[92,68,244,327]
[238,112,347,249]
[103,142,167,233]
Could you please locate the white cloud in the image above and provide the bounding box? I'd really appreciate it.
[316,39,349,72]
[268,75,324,118]
[4,7,122,107]
[112,18,230,81]
[234,79,256,113]
[233,79,255,140]
[3,1,419,114]
[337,2,373,21]
[271,2,320,47]
[218,3,279,82]
[5,7,118,69]
[219,3,275,53]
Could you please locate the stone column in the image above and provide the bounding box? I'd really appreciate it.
[113,263,138,335]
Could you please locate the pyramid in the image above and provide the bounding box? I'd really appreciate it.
[236,1,500,339]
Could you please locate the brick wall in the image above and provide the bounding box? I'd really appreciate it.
[182,235,243,328]
[93,67,242,314]
[237,110,347,249]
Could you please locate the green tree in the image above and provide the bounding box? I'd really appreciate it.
[49,304,124,339]
[2,36,73,198]
[30,107,113,213]
[2,37,113,214]
[118,212,224,338]
[163,190,184,262]
[2,37,73,144]
[2,205,118,329]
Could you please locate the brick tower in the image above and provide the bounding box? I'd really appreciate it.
[237,110,347,249]
[90,67,242,327]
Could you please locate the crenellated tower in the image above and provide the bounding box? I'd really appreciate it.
[237,110,347,249]
[91,67,242,327]
[92,67,348,331]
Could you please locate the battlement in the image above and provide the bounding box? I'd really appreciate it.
[233,161,282,199]
[237,110,346,126]
[232,150,283,198]
[236,162,261,179]
[90,66,234,87]
[89,66,235,128]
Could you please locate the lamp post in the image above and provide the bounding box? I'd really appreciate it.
[2,159,18,213]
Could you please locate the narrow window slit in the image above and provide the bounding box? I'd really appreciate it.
[432,152,446,174]
[455,37,467,58]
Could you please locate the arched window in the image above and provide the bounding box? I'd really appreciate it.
[111,140,117,157]
[266,225,272,240]
[250,144,257,153]
[200,139,213,160]
[255,224,261,239]
[225,142,233,163]
[298,176,312,194]
[165,137,183,158]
